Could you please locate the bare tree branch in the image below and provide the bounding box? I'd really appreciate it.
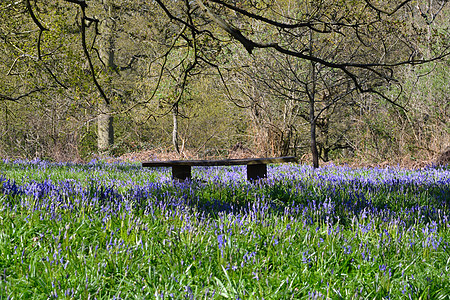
[64,0,110,105]
[25,0,48,60]
[363,0,412,16]
[197,0,276,54]
[208,0,365,31]
[192,0,449,108]
[0,88,46,102]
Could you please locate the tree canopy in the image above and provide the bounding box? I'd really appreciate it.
[0,0,449,165]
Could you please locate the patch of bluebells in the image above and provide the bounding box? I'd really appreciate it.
[0,161,449,298]
[1,163,449,240]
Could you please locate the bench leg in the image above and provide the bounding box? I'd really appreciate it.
[172,165,191,181]
[247,164,267,181]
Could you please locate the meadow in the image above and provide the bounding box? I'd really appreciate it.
[0,159,449,299]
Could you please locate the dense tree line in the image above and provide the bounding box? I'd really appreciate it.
[0,0,449,166]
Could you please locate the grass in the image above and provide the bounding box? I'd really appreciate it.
[0,160,449,299]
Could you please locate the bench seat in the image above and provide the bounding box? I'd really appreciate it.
[142,156,298,181]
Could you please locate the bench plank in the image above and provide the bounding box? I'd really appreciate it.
[142,156,297,181]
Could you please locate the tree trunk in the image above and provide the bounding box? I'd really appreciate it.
[309,27,319,168]
[310,100,319,168]
[97,1,116,155]
[98,102,114,154]
[172,103,180,154]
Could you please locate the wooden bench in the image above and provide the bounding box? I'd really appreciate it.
[142,156,298,181]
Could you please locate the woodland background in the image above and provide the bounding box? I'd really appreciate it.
[0,0,449,167]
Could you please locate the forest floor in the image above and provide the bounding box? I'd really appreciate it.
[111,148,441,170]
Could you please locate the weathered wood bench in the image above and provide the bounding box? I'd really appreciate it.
[142,156,298,181]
